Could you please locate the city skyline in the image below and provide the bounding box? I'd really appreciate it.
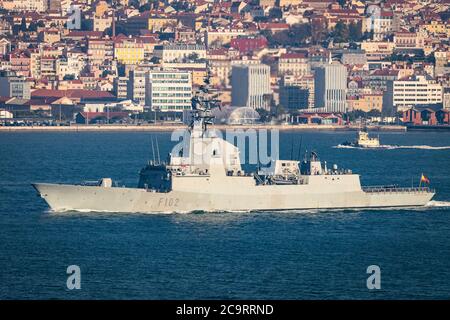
[0,0,448,126]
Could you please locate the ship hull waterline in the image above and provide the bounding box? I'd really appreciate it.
[33,183,435,214]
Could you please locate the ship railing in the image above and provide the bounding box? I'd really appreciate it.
[362,186,434,193]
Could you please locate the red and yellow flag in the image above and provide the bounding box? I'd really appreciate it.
[420,174,430,184]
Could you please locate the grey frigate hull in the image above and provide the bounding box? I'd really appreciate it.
[33,182,434,214]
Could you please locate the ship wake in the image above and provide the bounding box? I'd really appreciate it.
[45,202,450,216]
[425,200,450,207]
[334,144,450,150]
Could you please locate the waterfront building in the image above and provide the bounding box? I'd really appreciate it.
[347,93,383,112]
[0,71,31,99]
[384,75,443,115]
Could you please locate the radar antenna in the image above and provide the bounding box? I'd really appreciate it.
[190,69,221,133]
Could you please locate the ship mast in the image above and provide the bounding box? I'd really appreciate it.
[190,70,220,134]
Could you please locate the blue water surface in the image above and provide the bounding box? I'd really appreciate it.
[0,130,449,299]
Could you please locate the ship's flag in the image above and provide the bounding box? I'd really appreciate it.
[420,174,430,184]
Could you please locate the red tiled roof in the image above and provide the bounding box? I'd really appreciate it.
[259,23,289,30]
[32,89,115,99]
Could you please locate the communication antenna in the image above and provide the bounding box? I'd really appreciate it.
[155,135,161,165]
[190,69,221,133]
[290,135,294,160]
[297,136,303,161]
[150,136,156,164]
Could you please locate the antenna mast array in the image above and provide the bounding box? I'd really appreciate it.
[190,70,221,133]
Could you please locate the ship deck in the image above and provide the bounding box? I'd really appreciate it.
[362,186,434,194]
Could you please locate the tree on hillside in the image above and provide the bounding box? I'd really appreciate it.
[332,21,349,43]
[290,23,312,44]
[264,23,312,47]
[269,7,282,19]
[349,21,362,42]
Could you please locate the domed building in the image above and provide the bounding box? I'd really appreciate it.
[228,107,260,124]
[213,106,260,125]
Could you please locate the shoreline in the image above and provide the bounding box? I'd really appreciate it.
[0,124,408,132]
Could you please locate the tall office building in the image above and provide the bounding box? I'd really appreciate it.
[314,63,348,112]
[145,70,192,112]
[231,64,271,110]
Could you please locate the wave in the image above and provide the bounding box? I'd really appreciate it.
[425,200,450,207]
[334,144,450,150]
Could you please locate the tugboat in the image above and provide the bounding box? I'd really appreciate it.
[32,76,435,213]
[342,128,381,148]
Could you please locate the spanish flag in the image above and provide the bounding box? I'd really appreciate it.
[420,174,430,184]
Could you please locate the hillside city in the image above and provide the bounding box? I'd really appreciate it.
[0,0,449,127]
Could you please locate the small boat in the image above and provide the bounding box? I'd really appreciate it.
[342,128,381,148]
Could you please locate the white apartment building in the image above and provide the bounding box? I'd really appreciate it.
[145,70,192,112]
[384,75,443,113]
[231,64,271,110]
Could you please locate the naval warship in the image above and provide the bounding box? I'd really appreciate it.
[33,80,435,213]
